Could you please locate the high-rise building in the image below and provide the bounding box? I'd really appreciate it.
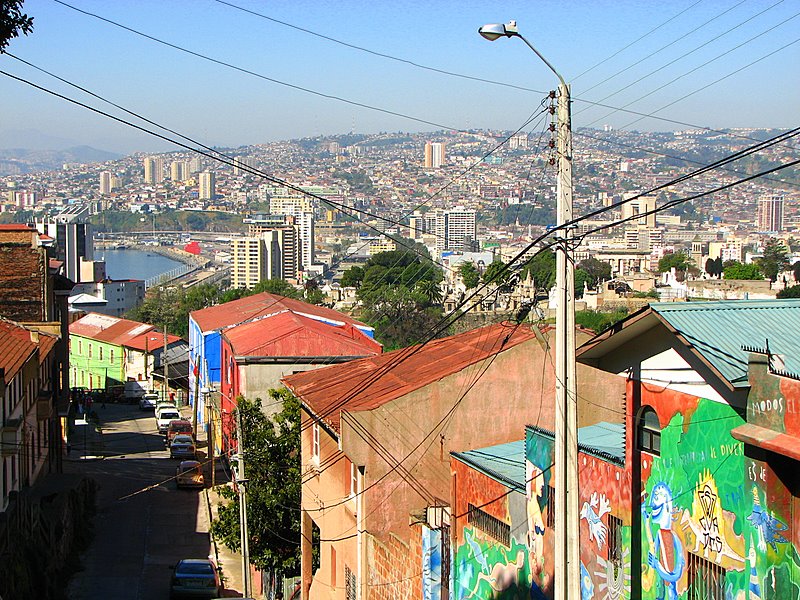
[143,156,164,184]
[243,214,302,279]
[757,194,784,232]
[232,156,256,176]
[433,208,477,253]
[231,235,284,289]
[35,206,95,283]
[424,141,446,168]
[189,156,202,173]
[199,171,215,200]
[621,193,657,228]
[99,171,112,194]
[409,211,425,239]
[170,160,189,182]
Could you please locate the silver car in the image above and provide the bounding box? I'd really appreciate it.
[170,434,196,459]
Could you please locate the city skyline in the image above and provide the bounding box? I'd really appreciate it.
[0,0,798,155]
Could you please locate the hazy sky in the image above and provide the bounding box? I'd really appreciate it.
[1,0,798,154]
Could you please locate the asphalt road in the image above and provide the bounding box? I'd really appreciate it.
[65,403,217,600]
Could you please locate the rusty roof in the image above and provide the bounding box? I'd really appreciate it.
[190,292,372,333]
[0,318,39,383]
[283,322,537,433]
[224,311,381,358]
[70,312,155,346]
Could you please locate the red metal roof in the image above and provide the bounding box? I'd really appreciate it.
[70,313,156,346]
[191,291,372,333]
[283,322,537,433]
[0,318,39,383]
[125,331,184,352]
[0,224,35,231]
[224,311,381,358]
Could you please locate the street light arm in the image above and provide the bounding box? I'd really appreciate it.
[515,33,567,89]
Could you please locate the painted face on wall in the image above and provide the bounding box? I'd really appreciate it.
[650,482,673,530]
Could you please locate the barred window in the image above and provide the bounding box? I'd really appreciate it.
[688,551,726,600]
[345,565,356,600]
[638,407,661,456]
[467,503,510,547]
[607,515,623,567]
[546,486,555,528]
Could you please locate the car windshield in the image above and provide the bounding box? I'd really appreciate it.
[177,561,214,575]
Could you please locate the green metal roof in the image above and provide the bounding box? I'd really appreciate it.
[651,299,800,387]
[576,421,625,463]
[451,440,526,492]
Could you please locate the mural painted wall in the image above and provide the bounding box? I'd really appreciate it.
[451,458,533,600]
[638,384,800,600]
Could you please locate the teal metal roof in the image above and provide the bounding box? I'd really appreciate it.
[651,299,800,387]
[576,421,625,463]
[451,440,526,492]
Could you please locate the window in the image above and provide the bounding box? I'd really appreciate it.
[88,343,92,358]
[110,349,114,363]
[638,407,661,456]
[467,503,510,547]
[344,565,356,600]
[688,551,726,599]
[349,460,358,499]
[330,547,337,588]
[608,514,623,568]
[99,346,103,361]
[312,423,320,462]
[78,340,82,354]
[546,486,556,528]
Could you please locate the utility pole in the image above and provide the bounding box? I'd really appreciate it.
[235,406,252,598]
[553,80,580,600]
[477,21,579,598]
[163,325,169,404]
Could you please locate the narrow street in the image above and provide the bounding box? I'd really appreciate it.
[64,403,218,600]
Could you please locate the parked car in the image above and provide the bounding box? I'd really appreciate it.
[157,408,182,434]
[156,400,178,413]
[170,558,221,599]
[170,434,196,459]
[175,460,204,489]
[166,419,194,446]
[139,393,159,410]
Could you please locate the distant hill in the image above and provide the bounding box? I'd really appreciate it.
[0,145,123,174]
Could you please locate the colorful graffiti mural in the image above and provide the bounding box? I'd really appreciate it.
[422,526,442,600]
[454,528,531,600]
[581,492,612,550]
[640,396,800,600]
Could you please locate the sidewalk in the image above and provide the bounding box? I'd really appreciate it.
[182,405,249,598]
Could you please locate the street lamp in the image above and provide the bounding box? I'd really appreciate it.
[478,21,579,600]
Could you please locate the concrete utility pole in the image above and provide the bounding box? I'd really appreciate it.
[163,325,169,403]
[478,20,579,599]
[235,406,252,598]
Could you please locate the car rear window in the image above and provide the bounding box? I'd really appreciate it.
[160,411,180,420]
[179,562,215,575]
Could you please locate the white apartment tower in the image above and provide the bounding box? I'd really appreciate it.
[433,208,477,253]
[231,234,284,289]
[170,160,189,182]
[757,194,784,232]
[424,141,446,168]
[99,171,112,194]
[199,171,216,200]
[269,196,315,269]
[143,156,164,184]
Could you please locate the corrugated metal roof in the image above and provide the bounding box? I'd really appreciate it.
[0,318,37,383]
[284,322,537,433]
[224,311,381,357]
[451,440,526,492]
[70,313,162,347]
[575,421,625,462]
[190,292,373,333]
[651,300,800,387]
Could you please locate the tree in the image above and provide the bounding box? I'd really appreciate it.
[757,238,790,282]
[705,258,715,278]
[1,1,33,54]
[211,391,301,573]
[521,250,556,292]
[777,285,800,299]
[459,261,480,290]
[793,261,800,282]
[251,278,302,299]
[415,278,443,305]
[576,257,611,289]
[303,279,325,305]
[482,260,513,293]
[657,252,693,275]
[340,265,364,289]
[723,262,763,280]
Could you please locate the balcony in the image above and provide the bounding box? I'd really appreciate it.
[1,419,22,457]
[37,390,53,421]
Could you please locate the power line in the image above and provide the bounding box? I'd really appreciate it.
[211,0,547,95]
[572,0,706,81]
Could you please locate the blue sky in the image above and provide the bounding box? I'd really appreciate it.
[1,0,798,154]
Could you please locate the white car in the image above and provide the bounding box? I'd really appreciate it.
[156,408,182,434]
[139,393,159,410]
